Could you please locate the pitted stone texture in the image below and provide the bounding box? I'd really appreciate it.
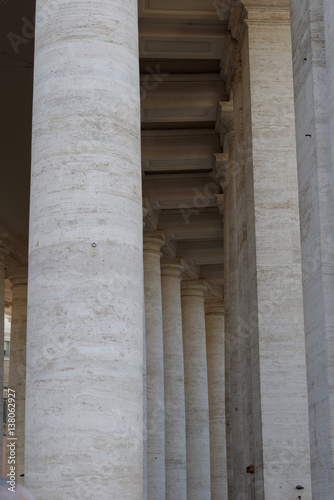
[143,237,166,500]
[181,280,210,500]
[25,1,144,498]
[205,303,228,500]
[7,269,28,481]
[161,263,187,500]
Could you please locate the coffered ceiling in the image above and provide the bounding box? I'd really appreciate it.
[139,0,230,288]
[0,0,231,294]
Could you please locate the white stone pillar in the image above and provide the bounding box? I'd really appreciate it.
[290,2,334,497]
[143,237,165,500]
[161,261,187,500]
[181,280,210,500]
[205,301,228,500]
[7,268,28,481]
[238,4,312,498]
[25,1,144,497]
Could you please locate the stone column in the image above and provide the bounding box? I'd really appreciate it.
[25,1,144,498]
[0,244,9,474]
[236,3,312,498]
[161,261,187,500]
[142,207,148,500]
[290,1,334,497]
[143,236,165,500]
[205,301,227,500]
[181,280,210,500]
[7,268,28,481]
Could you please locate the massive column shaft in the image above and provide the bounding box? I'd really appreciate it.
[26,1,144,498]
[181,280,210,500]
[239,5,312,498]
[205,302,227,500]
[161,261,187,500]
[7,268,28,481]
[290,1,334,497]
[143,237,165,500]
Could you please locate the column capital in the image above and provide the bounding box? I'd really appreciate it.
[229,0,290,40]
[143,236,165,256]
[205,300,224,316]
[144,231,176,257]
[7,267,28,288]
[222,1,290,93]
[181,279,208,298]
[161,258,185,278]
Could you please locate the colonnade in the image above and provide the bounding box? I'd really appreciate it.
[143,233,227,500]
[1,0,334,499]
[0,242,28,480]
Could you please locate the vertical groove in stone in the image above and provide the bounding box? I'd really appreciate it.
[161,263,187,500]
[205,303,227,500]
[7,269,28,481]
[26,1,144,498]
[181,280,210,500]
[143,238,165,500]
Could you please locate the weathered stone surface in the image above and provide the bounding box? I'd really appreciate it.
[25,1,144,498]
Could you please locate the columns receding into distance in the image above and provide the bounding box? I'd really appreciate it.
[7,268,28,481]
[0,243,9,474]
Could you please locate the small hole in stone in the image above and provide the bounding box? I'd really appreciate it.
[92,242,97,248]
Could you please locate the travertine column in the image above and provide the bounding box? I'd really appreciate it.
[7,268,28,481]
[238,4,312,498]
[290,1,334,497]
[143,237,165,500]
[205,302,227,500]
[25,1,144,498]
[181,280,210,500]
[0,245,9,474]
[161,261,187,500]
[142,208,148,500]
